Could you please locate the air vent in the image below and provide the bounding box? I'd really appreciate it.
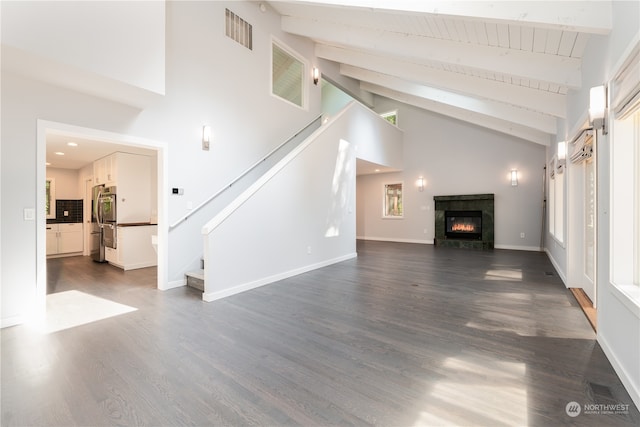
[225,9,252,50]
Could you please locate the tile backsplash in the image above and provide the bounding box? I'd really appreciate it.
[49,199,83,223]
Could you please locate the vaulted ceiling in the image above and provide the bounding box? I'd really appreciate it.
[268,0,612,146]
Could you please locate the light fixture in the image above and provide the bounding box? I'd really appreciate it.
[510,169,518,186]
[417,176,425,192]
[202,125,211,151]
[589,85,608,134]
[55,151,65,156]
[67,142,78,147]
[557,141,566,174]
[312,67,320,85]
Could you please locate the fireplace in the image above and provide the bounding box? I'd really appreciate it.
[434,194,494,249]
[445,210,482,240]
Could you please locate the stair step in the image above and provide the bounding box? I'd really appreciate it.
[186,269,204,291]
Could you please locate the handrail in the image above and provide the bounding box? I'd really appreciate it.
[169,114,323,229]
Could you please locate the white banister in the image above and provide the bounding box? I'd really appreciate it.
[169,114,323,229]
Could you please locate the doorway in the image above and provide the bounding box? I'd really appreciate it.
[567,130,597,307]
[37,120,168,313]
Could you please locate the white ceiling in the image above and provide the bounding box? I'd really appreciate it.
[46,133,155,170]
[47,1,611,170]
[268,0,612,146]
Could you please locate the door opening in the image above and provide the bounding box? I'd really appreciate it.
[37,120,168,316]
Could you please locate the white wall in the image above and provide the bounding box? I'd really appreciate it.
[321,81,355,117]
[45,168,81,200]
[552,0,640,407]
[1,1,322,325]
[1,1,165,106]
[202,101,402,301]
[358,99,545,250]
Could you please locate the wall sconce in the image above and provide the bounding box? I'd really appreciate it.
[312,67,320,85]
[417,176,425,192]
[510,169,518,186]
[557,141,566,174]
[202,125,211,151]
[589,85,608,135]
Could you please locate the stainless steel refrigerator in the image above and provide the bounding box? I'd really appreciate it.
[90,184,106,262]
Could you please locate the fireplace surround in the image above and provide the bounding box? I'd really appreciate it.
[434,194,494,249]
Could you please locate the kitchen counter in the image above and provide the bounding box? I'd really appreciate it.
[105,224,157,270]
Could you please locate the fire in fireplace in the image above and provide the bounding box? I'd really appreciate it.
[445,210,482,240]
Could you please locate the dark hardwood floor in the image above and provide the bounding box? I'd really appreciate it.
[2,241,638,426]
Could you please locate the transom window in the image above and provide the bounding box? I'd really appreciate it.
[381,110,398,126]
[272,40,307,109]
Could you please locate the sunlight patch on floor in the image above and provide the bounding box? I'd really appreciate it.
[413,357,527,426]
[484,269,523,281]
[30,290,137,334]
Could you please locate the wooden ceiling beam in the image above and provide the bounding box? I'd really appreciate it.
[362,82,552,146]
[317,44,567,117]
[278,1,612,35]
[283,16,582,88]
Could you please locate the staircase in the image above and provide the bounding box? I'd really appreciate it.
[185,259,204,291]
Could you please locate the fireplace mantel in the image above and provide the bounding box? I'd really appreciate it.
[434,194,494,249]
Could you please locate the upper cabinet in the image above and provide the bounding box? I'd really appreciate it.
[93,155,115,185]
[94,152,151,223]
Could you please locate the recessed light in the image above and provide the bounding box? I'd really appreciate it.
[55,152,65,156]
[46,162,51,166]
[67,142,78,147]
[375,169,381,172]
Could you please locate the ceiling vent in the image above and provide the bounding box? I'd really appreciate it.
[225,9,252,50]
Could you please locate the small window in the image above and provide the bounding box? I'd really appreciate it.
[46,178,56,219]
[548,156,565,244]
[272,40,307,109]
[381,110,398,126]
[383,182,403,218]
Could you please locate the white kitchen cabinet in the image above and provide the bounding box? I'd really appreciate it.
[46,223,83,256]
[106,225,157,270]
[93,155,114,185]
[94,152,151,223]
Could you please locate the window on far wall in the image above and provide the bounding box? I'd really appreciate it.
[383,182,403,218]
[381,110,398,126]
[272,40,306,109]
[548,156,564,244]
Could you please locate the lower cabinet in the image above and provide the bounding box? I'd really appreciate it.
[106,225,157,270]
[46,223,83,256]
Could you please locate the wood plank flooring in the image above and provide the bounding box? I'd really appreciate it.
[2,241,638,426]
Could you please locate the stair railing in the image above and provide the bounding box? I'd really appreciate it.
[169,114,323,229]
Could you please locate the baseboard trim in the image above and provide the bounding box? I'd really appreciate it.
[494,244,544,252]
[357,236,434,245]
[544,248,568,287]
[161,279,186,291]
[1,315,26,329]
[202,252,358,302]
[598,333,640,409]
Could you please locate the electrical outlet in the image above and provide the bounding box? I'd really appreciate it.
[520,232,525,239]
[307,246,312,254]
[423,228,428,234]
